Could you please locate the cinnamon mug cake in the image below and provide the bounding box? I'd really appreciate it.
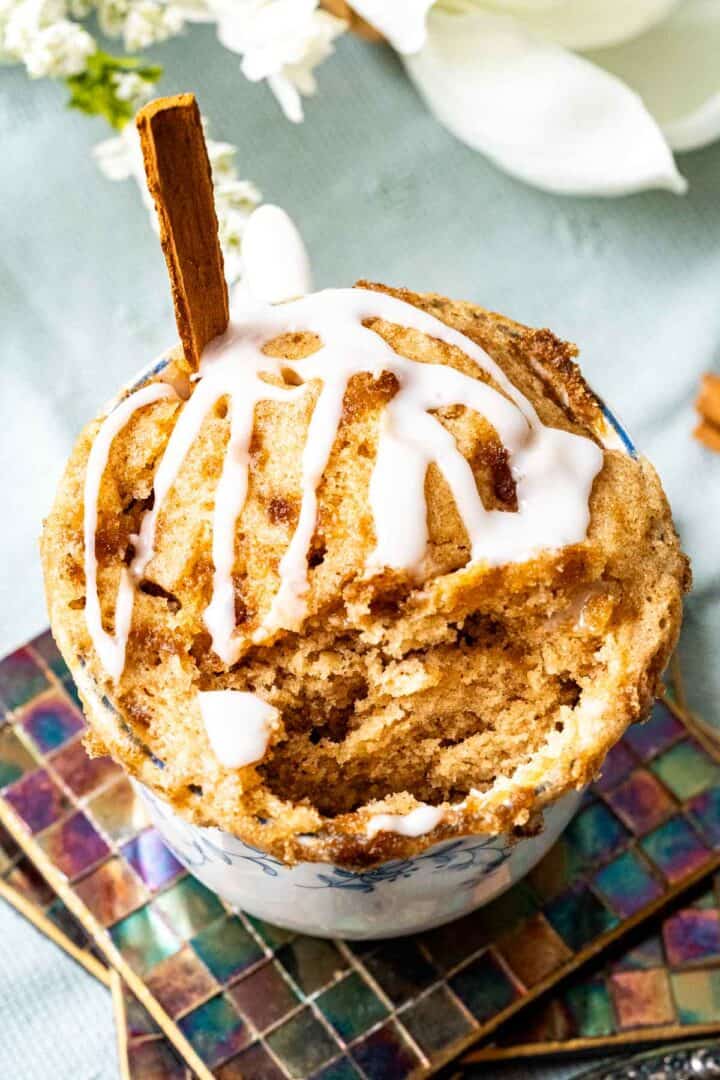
[41,280,689,937]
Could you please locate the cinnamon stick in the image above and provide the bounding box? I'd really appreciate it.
[694,372,720,453]
[136,93,229,372]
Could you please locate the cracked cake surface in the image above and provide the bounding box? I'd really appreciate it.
[41,281,689,866]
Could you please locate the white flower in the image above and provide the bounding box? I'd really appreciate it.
[122,1,186,50]
[112,69,153,106]
[351,0,720,196]
[207,0,346,122]
[93,117,262,283]
[2,0,94,77]
[93,0,187,49]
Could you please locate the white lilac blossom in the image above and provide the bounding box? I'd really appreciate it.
[2,0,94,77]
[3,0,720,196]
[93,121,262,282]
[207,0,346,122]
[352,0,720,195]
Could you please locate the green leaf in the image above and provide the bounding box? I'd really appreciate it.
[65,51,163,129]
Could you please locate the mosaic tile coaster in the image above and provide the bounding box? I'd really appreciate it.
[112,971,194,1080]
[465,873,720,1064]
[0,807,109,987]
[2,632,720,1079]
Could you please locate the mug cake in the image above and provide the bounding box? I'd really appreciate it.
[40,95,689,935]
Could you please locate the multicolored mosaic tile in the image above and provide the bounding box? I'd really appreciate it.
[2,632,720,1079]
[468,874,720,1063]
[0,804,108,986]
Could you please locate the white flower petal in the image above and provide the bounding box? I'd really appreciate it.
[349,0,434,53]
[405,9,686,195]
[268,71,304,122]
[515,0,680,51]
[586,0,720,151]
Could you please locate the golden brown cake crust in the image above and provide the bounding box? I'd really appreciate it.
[41,283,690,867]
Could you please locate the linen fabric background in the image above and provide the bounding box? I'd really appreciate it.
[1,23,719,1079]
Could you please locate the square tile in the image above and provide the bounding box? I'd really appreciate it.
[110,904,181,975]
[266,1007,340,1077]
[663,908,720,966]
[45,898,92,949]
[564,801,629,870]
[51,739,119,797]
[75,856,147,926]
[625,701,683,760]
[527,836,578,903]
[4,769,69,834]
[21,694,84,754]
[217,1042,286,1079]
[545,885,618,950]
[641,816,710,883]
[153,876,225,939]
[562,978,615,1038]
[7,857,55,906]
[146,945,218,1018]
[593,740,637,793]
[421,908,497,971]
[0,727,38,789]
[191,915,264,983]
[449,950,520,1021]
[689,787,720,849]
[88,777,149,844]
[593,850,664,917]
[245,915,295,950]
[467,883,539,942]
[605,770,675,835]
[316,971,388,1042]
[178,994,251,1070]
[0,647,49,711]
[122,828,184,891]
[651,740,720,801]
[497,913,572,987]
[349,1020,420,1080]
[276,937,346,995]
[0,823,19,863]
[37,811,110,880]
[613,933,664,972]
[672,969,720,1024]
[423,883,538,972]
[692,888,717,909]
[229,961,301,1031]
[123,992,160,1037]
[362,940,439,1006]
[309,1058,362,1080]
[31,631,68,678]
[400,986,474,1059]
[126,1038,188,1080]
[610,969,674,1028]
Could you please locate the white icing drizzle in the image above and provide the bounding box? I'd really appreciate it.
[366,804,444,839]
[83,287,603,680]
[83,381,176,681]
[198,689,279,767]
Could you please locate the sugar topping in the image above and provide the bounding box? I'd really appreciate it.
[366,804,445,839]
[198,690,280,768]
[83,286,603,684]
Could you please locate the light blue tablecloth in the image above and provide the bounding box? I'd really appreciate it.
[1,23,719,1079]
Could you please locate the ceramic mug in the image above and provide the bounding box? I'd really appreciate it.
[137,782,583,939]
[88,356,634,939]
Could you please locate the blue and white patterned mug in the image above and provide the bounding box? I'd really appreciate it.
[137,783,583,939]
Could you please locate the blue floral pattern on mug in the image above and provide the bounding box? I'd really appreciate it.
[138,786,512,893]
